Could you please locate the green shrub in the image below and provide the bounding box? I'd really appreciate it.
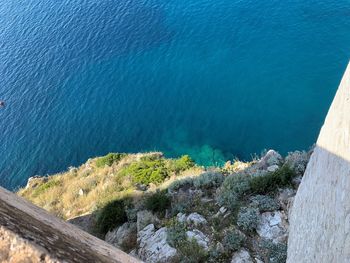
[121,158,168,185]
[145,190,171,213]
[217,174,251,210]
[168,177,195,193]
[222,229,245,252]
[96,199,128,235]
[95,153,125,168]
[169,155,195,174]
[250,166,296,194]
[237,207,259,232]
[179,238,208,263]
[259,239,287,263]
[250,195,280,212]
[32,179,61,197]
[167,222,187,248]
[193,172,224,189]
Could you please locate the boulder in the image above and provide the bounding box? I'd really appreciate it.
[186,213,207,226]
[186,230,209,250]
[257,150,282,169]
[176,213,186,224]
[105,222,137,251]
[257,211,288,243]
[67,213,95,235]
[137,224,178,263]
[231,249,253,263]
[267,165,279,172]
[137,210,160,232]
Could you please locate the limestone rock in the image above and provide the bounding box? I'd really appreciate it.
[267,165,279,172]
[137,224,178,263]
[231,249,253,263]
[105,222,137,251]
[258,150,282,169]
[176,213,186,224]
[186,212,207,226]
[186,229,209,250]
[257,211,288,243]
[137,210,160,232]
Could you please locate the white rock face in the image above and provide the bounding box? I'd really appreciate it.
[137,224,178,263]
[186,229,209,250]
[257,211,288,243]
[287,63,350,262]
[231,249,253,263]
[186,212,207,226]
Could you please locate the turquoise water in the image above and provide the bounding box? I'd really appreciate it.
[1,0,350,189]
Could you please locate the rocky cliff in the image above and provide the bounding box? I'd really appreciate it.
[18,149,309,263]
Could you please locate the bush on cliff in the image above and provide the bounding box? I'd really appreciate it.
[96,199,128,235]
[168,155,195,174]
[145,190,171,213]
[217,173,251,210]
[95,153,126,168]
[120,157,168,185]
[249,165,296,194]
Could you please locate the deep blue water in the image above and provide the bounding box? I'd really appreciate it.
[1,0,350,189]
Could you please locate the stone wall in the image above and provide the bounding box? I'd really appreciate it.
[287,62,350,262]
[0,186,141,263]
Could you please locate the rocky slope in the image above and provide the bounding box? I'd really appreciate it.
[18,149,310,263]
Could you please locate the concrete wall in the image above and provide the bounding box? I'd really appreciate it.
[0,186,141,263]
[287,62,350,262]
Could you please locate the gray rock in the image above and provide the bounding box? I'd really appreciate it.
[186,230,209,250]
[137,224,178,263]
[137,210,160,232]
[267,165,279,172]
[219,207,228,214]
[105,222,137,251]
[177,213,186,224]
[285,150,310,176]
[257,211,288,243]
[258,150,282,169]
[231,249,253,263]
[186,212,207,226]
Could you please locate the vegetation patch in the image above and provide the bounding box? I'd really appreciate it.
[96,199,128,235]
[250,166,296,194]
[237,207,260,232]
[217,174,251,210]
[95,153,126,168]
[32,179,61,197]
[145,190,171,213]
[250,195,280,212]
[222,229,246,252]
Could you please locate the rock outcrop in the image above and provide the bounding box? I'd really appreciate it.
[137,224,178,263]
[287,63,350,262]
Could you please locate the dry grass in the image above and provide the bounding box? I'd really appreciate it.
[18,152,204,220]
